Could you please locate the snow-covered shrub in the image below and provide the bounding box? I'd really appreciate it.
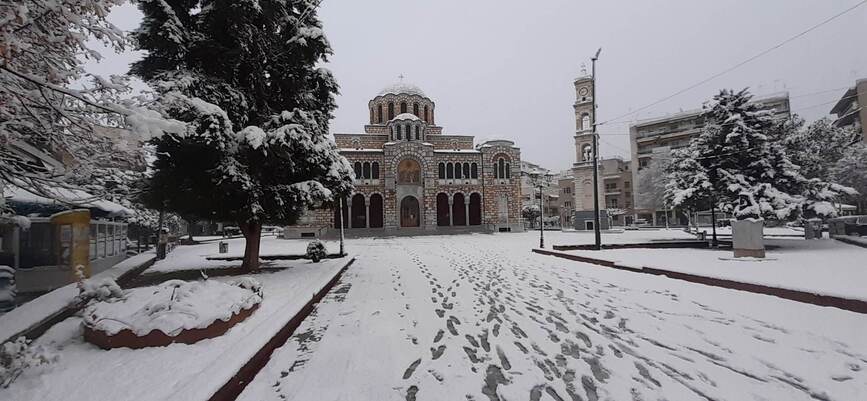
[0,337,59,389]
[0,266,16,313]
[75,277,124,305]
[306,240,327,263]
[232,277,263,297]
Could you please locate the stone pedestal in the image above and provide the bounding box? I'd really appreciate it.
[732,219,765,258]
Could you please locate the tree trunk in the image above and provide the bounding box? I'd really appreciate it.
[239,221,263,272]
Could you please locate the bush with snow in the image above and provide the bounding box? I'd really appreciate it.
[231,277,263,297]
[0,337,59,389]
[83,280,263,337]
[75,277,124,305]
[0,266,16,313]
[306,240,328,263]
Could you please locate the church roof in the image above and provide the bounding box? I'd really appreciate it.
[391,113,421,122]
[378,82,427,97]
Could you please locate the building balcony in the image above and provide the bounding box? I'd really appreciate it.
[437,179,481,186]
[353,179,382,186]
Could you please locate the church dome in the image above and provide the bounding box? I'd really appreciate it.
[378,82,427,98]
[391,113,421,122]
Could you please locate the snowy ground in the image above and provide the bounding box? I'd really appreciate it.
[1,256,349,401]
[238,232,867,401]
[564,238,867,301]
[146,237,340,273]
[547,228,697,245]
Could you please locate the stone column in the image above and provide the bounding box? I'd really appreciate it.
[365,203,370,228]
[449,199,454,226]
[465,202,470,226]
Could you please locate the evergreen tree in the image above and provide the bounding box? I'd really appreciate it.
[775,117,860,181]
[132,0,353,270]
[666,89,849,221]
[831,144,867,213]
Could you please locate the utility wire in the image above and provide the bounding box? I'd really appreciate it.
[598,0,867,126]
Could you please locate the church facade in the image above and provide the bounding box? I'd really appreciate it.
[286,82,523,237]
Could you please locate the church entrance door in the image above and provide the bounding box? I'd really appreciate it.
[400,196,420,227]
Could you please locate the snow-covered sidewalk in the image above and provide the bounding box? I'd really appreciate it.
[237,233,867,401]
[563,238,867,302]
[2,256,350,401]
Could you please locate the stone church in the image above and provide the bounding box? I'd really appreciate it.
[285,81,523,237]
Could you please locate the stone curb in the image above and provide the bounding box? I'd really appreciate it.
[533,248,867,315]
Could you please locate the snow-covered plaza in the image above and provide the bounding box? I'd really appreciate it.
[234,232,867,401]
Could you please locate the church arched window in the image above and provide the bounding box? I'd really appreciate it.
[471,163,478,179]
[455,163,462,179]
[497,158,505,179]
[582,144,592,161]
[396,126,402,140]
[372,162,380,179]
[415,126,420,140]
[463,163,470,179]
[369,108,374,124]
[413,103,420,117]
[400,102,407,114]
[438,162,445,179]
[446,162,454,179]
[354,162,362,179]
[424,105,430,123]
[377,104,383,123]
[387,102,395,120]
[406,125,412,141]
[505,162,511,179]
[363,162,371,179]
[581,114,591,131]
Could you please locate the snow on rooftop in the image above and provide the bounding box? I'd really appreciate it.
[378,82,427,98]
[390,113,421,122]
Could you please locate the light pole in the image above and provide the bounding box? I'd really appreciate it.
[338,197,346,256]
[590,48,602,250]
[538,182,544,248]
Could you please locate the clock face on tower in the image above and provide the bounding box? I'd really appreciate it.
[578,87,589,97]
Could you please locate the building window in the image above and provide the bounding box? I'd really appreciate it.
[463,163,470,179]
[471,163,478,179]
[446,162,454,179]
[363,162,371,179]
[377,104,383,123]
[424,105,430,123]
[396,125,402,140]
[400,102,407,114]
[455,163,462,179]
[413,103,420,117]
[372,162,380,179]
[387,102,395,120]
[581,114,591,131]
[415,125,420,140]
[405,125,412,141]
[607,198,619,209]
[438,162,445,179]
[354,162,362,179]
[582,144,592,161]
[369,108,374,124]
[605,183,617,191]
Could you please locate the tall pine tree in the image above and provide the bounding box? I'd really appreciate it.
[666,89,849,221]
[132,0,353,270]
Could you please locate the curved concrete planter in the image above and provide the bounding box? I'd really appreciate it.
[83,304,259,350]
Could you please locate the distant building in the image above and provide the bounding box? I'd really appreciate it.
[600,157,634,226]
[520,161,559,226]
[556,171,574,227]
[628,93,791,224]
[830,79,866,142]
[285,81,524,237]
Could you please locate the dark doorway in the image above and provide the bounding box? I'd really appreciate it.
[469,193,482,225]
[452,193,467,226]
[400,196,420,227]
[369,194,384,228]
[436,193,450,226]
[351,194,366,228]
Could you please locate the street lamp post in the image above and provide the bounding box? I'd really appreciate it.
[338,197,346,256]
[538,182,544,249]
[591,48,602,250]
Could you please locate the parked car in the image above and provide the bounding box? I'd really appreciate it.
[0,265,16,313]
[844,216,867,236]
[221,226,242,236]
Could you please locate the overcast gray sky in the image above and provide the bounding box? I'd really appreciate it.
[91,0,867,172]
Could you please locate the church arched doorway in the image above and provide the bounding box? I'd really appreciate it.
[400,196,420,227]
[436,193,450,226]
[452,193,466,226]
[351,194,366,228]
[469,193,482,225]
[369,194,383,228]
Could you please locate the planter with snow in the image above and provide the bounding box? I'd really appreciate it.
[83,278,262,349]
[732,219,765,258]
